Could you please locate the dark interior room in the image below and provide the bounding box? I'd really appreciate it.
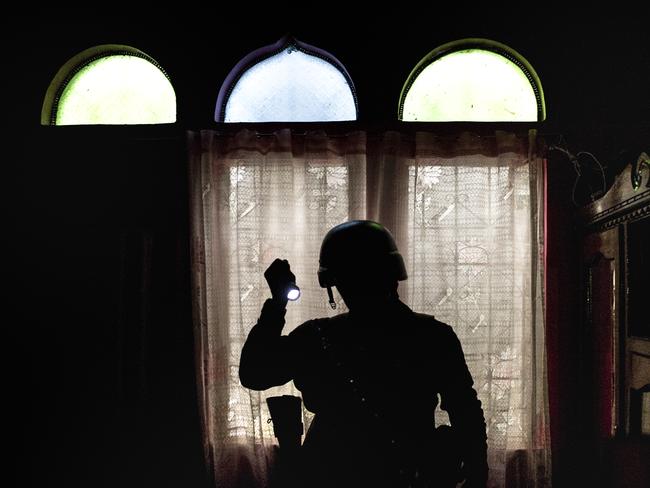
[7,9,649,488]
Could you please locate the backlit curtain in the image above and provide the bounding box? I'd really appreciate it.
[188,128,550,488]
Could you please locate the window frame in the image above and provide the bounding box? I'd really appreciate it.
[215,35,359,122]
[398,38,546,122]
[41,44,175,126]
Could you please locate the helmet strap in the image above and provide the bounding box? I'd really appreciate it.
[327,286,336,309]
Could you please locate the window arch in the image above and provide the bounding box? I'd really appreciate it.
[216,36,358,122]
[399,39,545,122]
[42,45,176,125]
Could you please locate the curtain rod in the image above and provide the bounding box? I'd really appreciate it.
[35,124,567,141]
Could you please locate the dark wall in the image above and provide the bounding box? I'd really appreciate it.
[10,11,650,130]
[6,9,649,488]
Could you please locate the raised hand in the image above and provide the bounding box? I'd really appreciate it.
[264,258,297,306]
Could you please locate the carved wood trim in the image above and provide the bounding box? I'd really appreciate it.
[578,154,650,230]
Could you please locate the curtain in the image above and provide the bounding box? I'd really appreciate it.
[188,128,551,488]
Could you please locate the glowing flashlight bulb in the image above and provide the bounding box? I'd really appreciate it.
[287,287,301,301]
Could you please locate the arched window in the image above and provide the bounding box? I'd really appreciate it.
[42,45,176,125]
[216,36,358,122]
[399,39,545,122]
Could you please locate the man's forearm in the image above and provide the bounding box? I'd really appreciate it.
[449,395,488,485]
[239,298,292,390]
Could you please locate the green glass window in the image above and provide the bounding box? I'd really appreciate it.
[42,46,176,125]
[399,39,545,122]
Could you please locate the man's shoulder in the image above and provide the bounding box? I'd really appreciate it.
[288,312,350,338]
[409,311,458,340]
[396,300,453,332]
[411,310,446,324]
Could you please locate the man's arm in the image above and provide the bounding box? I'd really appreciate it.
[439,325,489,487]
[239,298,296,390]
[240,258,300,390]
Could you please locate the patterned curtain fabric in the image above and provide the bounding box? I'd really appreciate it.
[188,128,550,488]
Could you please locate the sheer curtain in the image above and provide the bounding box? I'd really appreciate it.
[188,128,550,488]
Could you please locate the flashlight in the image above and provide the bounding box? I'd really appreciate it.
[286,283,301,301]
[264,259,300,303]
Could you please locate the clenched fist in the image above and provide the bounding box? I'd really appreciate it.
[264,258,298,306]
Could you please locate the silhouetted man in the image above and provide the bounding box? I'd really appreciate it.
[240,220,488,488]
